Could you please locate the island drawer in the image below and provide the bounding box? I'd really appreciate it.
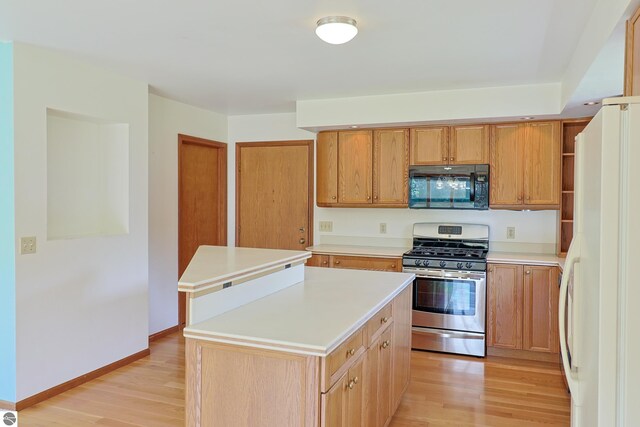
[365,302,393,345]
[322,328,365,392]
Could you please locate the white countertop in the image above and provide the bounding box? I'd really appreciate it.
[487,251,565,269]
[306,244,409,258]
[183,267,415,356]
[178,246,311,293]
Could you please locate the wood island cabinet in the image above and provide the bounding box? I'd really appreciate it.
[410,125,489,166]
[489,121,561,210]
[487,263,559,357]
[317,129,409,208]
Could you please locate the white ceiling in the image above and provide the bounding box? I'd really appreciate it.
[0,0,617,115]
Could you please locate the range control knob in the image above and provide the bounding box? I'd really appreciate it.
[424,260,430,267]
[456,262,464,269]
[414,259,421,266]
[439,260,447,268]
[465,262,473,269]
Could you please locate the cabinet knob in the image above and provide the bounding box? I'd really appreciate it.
[348,376,359,389]
[373,195,378,200]
[391,264,396,269]
[381,316,389,324]
[450,157,454,161]
[347,348,355,357]
[525,270,531,275]
[299,238,306,244]
[367,196,371,200]
[332,195,336,200]
[335,260,341,265]
[442,157,447,161]
[517,195,523,202]
[381,340,390,349]
[322,260,328,265]
[488,267,493,273]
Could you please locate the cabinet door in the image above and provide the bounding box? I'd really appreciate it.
[450,125,489,164]
[330,255,401,272]
[322,373,347,427]
[338,130,373,204]
[346,356,364,427]
[523,122,561,207]
[377,327,393,427]
[317,132,339,205]
[307,254,329,267]
[391,286,412,413]
[523,265,559,353]
[490,124,524,206]
[487,264,523,349]
[409,127,449,165]
[373,129,409,205]
[363,335,380,427]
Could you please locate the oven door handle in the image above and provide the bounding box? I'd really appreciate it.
[407,270,485,281]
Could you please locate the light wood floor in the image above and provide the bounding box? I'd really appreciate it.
[18,333,570,426]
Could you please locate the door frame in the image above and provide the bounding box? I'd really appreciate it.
[235,140,314,248]
[178,134,228,327]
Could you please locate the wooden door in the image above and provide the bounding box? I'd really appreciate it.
[490,124,523,206]
[317,132,338,205]
[487,263,523,349]
[450,125,489,164]
[178,135,227,326]
[523,265,559,353]
[338,130,373,204]
[377,327,393,427]
[373,129,409,205]
[409,127,449,165]
[236,141,313,250]
[523,122,561,207]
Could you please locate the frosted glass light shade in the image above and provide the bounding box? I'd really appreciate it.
[316,16,358,45]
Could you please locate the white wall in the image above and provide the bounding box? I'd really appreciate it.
[12,43,149,401]
[148,93,227,335]
[227,113,315,246]
[228,113,558,253]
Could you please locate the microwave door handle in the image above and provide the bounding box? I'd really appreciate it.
[469,173,476,202]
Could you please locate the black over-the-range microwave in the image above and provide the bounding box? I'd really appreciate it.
[408,164,489,210]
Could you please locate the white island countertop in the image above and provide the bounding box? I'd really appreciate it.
[178,246,311,293]
[183,267,415,356]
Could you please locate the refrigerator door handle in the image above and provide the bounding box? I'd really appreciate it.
[559,233,581,404]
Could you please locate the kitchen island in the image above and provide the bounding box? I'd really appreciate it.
[180,246,414,427]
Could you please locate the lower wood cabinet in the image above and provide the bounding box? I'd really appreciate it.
[487,263,559,355]
[322,354,365,427]
[307,253,402,272]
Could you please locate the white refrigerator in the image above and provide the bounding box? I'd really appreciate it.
[559,96,640,426]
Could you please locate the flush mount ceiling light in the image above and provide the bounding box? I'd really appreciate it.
[316,16,358,45]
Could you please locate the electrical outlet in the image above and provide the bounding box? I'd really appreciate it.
[20,236,37,254]
[506,227,516,240]
[379,223,387,234]
[319,221,333,232]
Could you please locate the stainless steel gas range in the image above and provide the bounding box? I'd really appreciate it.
[402,223,489,357]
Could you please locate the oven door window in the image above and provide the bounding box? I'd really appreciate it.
[414,277,476,316]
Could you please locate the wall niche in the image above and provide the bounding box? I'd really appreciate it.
[47,108,129,240]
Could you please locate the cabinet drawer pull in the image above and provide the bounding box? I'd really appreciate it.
[367,196,371,200]
[525,270,531,275]
[381,340,390,349]
[442,157,447,161]
[335,260,341,265]
[322,261,328,265]
[391,264,396,269]
[332,195,336,200]
[450,157,454,161]
[347,348,355,357]
[348,376,359,390]
[381,316,389,324]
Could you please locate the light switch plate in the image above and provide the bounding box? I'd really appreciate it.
[506,227,516,240]
[319,221,333,232]
[20,236,37,254]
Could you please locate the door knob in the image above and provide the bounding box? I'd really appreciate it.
[299,238,306,244]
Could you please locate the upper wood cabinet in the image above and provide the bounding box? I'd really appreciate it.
[338,130,373,204]
[490,121,561,210]
[625,6,640,96]
[410,127,449,165]
[317,132,338,204]
[317,129,409,208]
[373,129,409,204]
[410,125,488,166]
[488,263,559,354]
